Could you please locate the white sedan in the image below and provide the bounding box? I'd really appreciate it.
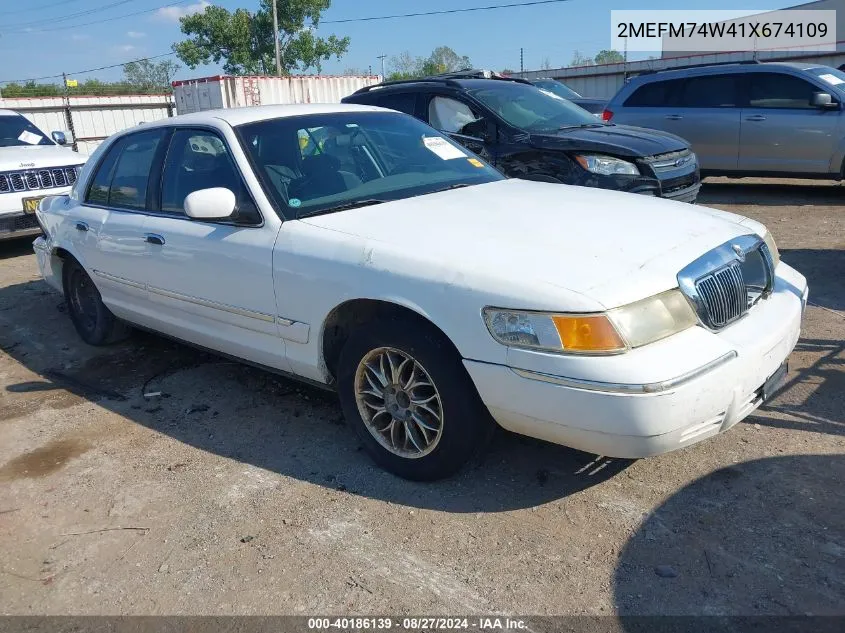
[34,104,808,480]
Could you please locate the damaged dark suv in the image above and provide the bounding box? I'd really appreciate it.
[343,71,700,202]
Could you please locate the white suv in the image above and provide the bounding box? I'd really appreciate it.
[1,109,86,240]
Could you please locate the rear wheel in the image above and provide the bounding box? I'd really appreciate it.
[62,258,130,346]
[337,318,493,480]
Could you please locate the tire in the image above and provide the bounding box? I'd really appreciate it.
[62,257,130,346]
[337,317,493,481]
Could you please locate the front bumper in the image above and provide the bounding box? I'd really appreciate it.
[0,211,41,240]
[465,262,807,458]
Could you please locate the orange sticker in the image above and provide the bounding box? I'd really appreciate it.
[468,158,484,168]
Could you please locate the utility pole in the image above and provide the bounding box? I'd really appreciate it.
[272,0,282,76]
[376,54,387,79]
[62,72,78,152]
[520,48,524,76]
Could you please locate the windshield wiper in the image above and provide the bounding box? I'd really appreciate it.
[557,123,605,130]
[428,183,474,194]
[297,198,387,218]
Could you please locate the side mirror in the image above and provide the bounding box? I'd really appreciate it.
[51,131,67,145]
[184,187,237,221]
[811,92,837,109]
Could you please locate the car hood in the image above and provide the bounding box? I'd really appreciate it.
[0,145,86,171]
[300,179,759,309]
[529,124,688,159]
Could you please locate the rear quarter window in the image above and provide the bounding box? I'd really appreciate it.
[373,92,418,115]
[623,79,683,107]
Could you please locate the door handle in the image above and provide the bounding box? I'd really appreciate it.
[144,233,165,246]
[745,114,767,121]
[665,114,683,120]
[75,221,89,232]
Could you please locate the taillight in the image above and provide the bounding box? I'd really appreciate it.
[601,109,614,122]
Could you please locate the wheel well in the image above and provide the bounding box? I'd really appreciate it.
[321,299,457,381]
[54,247,72,260]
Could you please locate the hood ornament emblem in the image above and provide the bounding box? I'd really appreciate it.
[732,244,746,262]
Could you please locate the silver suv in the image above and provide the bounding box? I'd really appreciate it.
[604,61,845,180]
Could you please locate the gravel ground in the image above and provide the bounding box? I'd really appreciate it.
[0,178,842,616]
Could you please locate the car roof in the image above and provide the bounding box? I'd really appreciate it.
[143,103,388,129]
[0,109,24,117]
[631,60,824,83]
[351,77,530,96]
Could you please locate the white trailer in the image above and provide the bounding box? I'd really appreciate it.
[172,75,382,115]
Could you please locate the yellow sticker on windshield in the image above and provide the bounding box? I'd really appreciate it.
[468,158,484,168]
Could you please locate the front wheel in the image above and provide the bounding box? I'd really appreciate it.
[337,318,493,481]
[62,258,129,346]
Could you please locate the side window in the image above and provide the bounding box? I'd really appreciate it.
[86,138,125,205]
[107,130,166,210]
[623,79,682,107]
[749,73,826,109]
[428,96,484,136]
[375,92,417,115]
[678,75,739,108]
[160,129,260,223]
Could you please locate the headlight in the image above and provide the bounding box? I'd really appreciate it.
[607,289,698,349]
[483,309,626,354]
[762,230,780,268]
[573,154,639,176]
[483,289,698,355]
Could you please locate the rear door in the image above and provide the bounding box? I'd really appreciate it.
[76,128,168,318]
[612,78,684,131]
[616,75,741,171]
[739,71,842,174]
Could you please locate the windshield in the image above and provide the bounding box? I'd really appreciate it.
[237,111,503,218]
[532,80,582,100]
[468,83,600,132]
[0,114,54,148]
[808,66,845,92]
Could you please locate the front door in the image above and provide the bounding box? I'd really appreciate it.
[739,72,842,174]
[140,128,289,371]
[425,94,495,163]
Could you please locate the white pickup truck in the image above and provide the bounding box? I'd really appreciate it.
[1,109,86,240]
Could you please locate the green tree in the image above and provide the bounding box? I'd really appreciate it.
[594,49,625,65]
[569,50,594,67]
[420,46,471,75]
[172,0,350,75]
[123,59,181,91]
[386,46,471,81]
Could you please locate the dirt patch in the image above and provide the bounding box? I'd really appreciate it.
[0,437,91,482]
[0,178,841,615]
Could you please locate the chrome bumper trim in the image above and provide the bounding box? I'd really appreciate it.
[510,351,737,394]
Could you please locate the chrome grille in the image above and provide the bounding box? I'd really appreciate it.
[0,166,80,194]
[647,149,695,173]
[677,234,775,332]
[24,172,39,189]
[695,262,747,328]
[52,168,67,187]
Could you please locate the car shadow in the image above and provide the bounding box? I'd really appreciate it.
[750,337,844,437]
[698,179,845,207]
[614,454,845,616]
[781,248,845,312]
[0,277,632,513]
[0,237,38,260]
